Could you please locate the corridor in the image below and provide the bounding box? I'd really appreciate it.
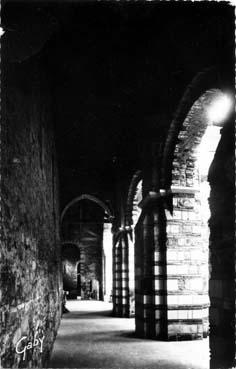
[50,300,209,369]
[1,2,235,369]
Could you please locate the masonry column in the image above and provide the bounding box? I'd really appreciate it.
[121,229,130,317]
[113,230,123,316]
[135,191,167,339]
[128,229,135,316]
[135,141,167,338]
[163,185,209,339]
[112,228,130,317]
[103,222,113,302]
[208,122,235,369]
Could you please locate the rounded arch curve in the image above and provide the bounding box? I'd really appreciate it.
[61,241,80,248]
[161,66,233,188]
[61,194,114,223]
[125,170,142,226]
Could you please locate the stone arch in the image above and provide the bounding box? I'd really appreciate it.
[61,194,114,223]
[120,170,143,317]
[125,170,142,227]
[61,241,80,248]
[170,88,226,190]
[161,67,234,366]
[161,66,232,188]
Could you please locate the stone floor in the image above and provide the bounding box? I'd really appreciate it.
[49,300,209,369]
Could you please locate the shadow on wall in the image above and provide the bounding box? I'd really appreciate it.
[1,57,62,368]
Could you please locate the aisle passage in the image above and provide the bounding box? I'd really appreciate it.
[49,300,209,369]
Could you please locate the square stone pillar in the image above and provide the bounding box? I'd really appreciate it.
[128,233,135,316]
[113,236,123,316]
[103,223,113,302]
[112,230,130,317]
[121,232,130,317]
[164,187,209,339]
[135,196,166,338]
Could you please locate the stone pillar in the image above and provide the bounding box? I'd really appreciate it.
[79,248,85,299]
[113,233,123,316]
[135,194,166,338]
[128,231,135,316]
[208,124,235,369]
[121,231,130,317]
[112,229,130,317]
[135,214,145,335]
[164,187,209,339]
[103,223,113,302]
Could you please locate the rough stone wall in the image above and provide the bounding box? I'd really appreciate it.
[0,58,62,368]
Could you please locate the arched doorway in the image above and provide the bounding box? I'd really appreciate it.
[162,82,234,367]
[61,195,113,302]
[62,242,81,299]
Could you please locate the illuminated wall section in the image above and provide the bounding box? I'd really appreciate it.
[103,223,113,302]
[164,90,230,339]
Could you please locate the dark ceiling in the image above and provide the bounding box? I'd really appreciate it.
[2,1,235,211]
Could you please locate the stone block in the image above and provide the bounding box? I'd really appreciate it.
[143,295,152,304]
[167,250,178,260]
[154,279,164,290]
[185,278,203,291]
[183,225,192,233]
[167,279,179,291]
[168,310,179,319]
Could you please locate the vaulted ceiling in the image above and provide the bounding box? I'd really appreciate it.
[2,1,234,212]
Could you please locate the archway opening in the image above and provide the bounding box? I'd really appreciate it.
[164,88,233,343]
[62,243,81,300]
[61,197,113,302]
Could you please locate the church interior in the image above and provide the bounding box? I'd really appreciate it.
[0,1,235,368]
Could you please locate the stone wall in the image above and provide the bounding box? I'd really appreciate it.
[0,57,62,368]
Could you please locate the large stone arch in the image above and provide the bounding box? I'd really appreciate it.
[161,66,232,189]
[61,194,114,223]
[161,67,234,367]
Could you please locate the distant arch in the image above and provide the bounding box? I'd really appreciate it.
[61,194,114,223]
[61,241,80,248]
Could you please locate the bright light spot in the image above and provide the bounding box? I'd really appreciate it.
[0,27,5,37]
[103,223,113,302]
[132,180,142,226]
[208,94,233,124]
